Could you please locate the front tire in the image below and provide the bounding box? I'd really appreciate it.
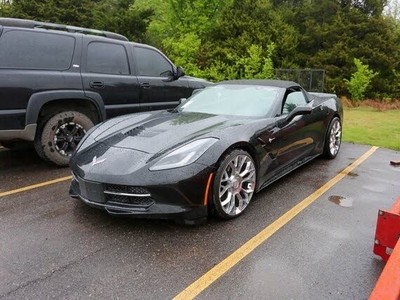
[323,117,342,159]
[34,111,94,166]
[211,149,256,219]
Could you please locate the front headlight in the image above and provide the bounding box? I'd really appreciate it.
[149,138,218,171]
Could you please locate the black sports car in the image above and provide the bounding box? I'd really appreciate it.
[69,80,343,224]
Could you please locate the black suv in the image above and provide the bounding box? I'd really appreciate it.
[0,18,212,165]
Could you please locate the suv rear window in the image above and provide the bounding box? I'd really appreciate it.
[86,42,130,75]
[0,30,75,70]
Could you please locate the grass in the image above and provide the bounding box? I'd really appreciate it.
[343,107,400,151]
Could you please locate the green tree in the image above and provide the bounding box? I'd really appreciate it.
[286,0,399,97]
[0,0,153,42]
[1,0,95,26]
[344,58,378,100]
[237,44,275,79]
[93,0,153,42]
[198,0,297,80]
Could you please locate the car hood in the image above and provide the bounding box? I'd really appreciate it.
[91,111,254,154]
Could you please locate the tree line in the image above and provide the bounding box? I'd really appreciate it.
[1,0,399,99]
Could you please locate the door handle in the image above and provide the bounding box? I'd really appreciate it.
[140,82,150,89]
[89,81,104,89]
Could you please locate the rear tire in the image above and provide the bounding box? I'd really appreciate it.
[323,117,342,159]
[211,149,256,219]
[34,111,94,166]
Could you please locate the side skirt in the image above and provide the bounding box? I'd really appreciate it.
[257,153,321,193]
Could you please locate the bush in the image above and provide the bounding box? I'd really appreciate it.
[344,58,378,101]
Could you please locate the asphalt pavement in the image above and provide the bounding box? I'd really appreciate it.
[0,142,399,299]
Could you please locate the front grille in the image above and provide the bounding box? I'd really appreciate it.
[106,194,154,207]
[104,184,154,208]
[106,184,149,195]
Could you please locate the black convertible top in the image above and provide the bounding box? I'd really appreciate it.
[218,79,300,88]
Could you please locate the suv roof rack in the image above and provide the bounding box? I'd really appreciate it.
[0,18,129,41]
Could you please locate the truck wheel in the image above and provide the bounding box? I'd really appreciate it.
[34,111,94,166]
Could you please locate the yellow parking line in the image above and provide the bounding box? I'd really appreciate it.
[173,146,379,300]
[0,175,72,198]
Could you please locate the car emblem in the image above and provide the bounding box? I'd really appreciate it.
[91,156,106,166]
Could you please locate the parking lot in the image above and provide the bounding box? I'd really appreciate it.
[0,142,399,299]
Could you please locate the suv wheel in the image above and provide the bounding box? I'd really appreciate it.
[34,111,94,166]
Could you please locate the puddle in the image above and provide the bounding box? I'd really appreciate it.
[329,195,354,207]
[390,161,400,168]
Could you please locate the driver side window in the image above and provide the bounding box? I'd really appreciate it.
[282,89,308,115]
[134,46,173,77]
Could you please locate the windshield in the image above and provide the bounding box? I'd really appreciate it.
[178,85,280,117]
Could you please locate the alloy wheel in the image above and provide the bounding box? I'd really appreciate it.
[218,154,256,216]
[54,122,86,157]
[329,119,341,156]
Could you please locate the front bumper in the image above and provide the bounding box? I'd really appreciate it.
[69,164,214,224]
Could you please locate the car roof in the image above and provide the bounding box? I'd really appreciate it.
[217,79,301,89]
[0,17,128,41]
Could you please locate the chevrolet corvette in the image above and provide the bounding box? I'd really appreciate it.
[69,80,343,224]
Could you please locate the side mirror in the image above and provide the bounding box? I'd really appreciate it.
[175,66,185,78]
[285,106,312,123]
[278,106,312,127]
[162,66,185,82]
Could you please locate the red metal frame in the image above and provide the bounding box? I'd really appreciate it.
[373,197,400,261]
[370,196,400,299]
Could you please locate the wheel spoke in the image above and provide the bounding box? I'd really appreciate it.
[60,142,68,151]
[240,191,250,205]
[238,156,246,172]
[222,193,235,214]
[221,170,229,182]
[70,125,79,136]
[233,156,239,169]
[239,161,252,177]
[242,169,255,182]
[219,184,229,198]
[60,126,70,135]
[228,161,236,174]
[235,193,244,210]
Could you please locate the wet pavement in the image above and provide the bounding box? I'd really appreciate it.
[0,143,399,299]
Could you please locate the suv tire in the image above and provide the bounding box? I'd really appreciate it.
[34,111,94,166]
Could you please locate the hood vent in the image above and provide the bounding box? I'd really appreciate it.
[123,125,145,137]
[123,125,165,138]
